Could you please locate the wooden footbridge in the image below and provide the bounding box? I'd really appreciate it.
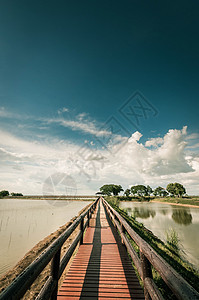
[0,197,198,300]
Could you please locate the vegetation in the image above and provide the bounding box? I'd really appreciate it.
[99,182,187,198]
[152,196,199,207]
[166,183,186,197]
[11,192,23,197]
[153,186,168,197]
[99,184,123,196]
[0,190,23,198]
[166,228,181,255]
[106,197,199,298]
[99,182,199,206]
[0,190,9,198]
[131,184,153,196]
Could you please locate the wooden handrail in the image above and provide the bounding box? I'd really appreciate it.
[0,198,99,300]
[102,197,199,300]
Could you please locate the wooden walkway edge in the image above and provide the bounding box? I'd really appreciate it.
[57,199,144,300]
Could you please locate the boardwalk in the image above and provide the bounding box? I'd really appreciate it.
[57,199,144,300]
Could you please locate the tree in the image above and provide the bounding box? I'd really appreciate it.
[131,186,137,196]
[146,185,153,196]
[174,183,186,197]
[0,190,9,198]
[166,183,186,197]
[166,183,175,196]
[99,184,123,196]
[130,185,147,197]
[11,193,23,197]
[112,184,123,196]
[153,186,168,197]
[124,189,131,197]
[99,185,112,196]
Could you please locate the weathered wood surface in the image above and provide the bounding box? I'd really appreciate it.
[57,199,144,300]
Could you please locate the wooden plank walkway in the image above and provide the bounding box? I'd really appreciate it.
[57,199,144,300]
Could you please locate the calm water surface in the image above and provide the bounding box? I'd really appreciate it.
[120,201,199,270]
[0,199,91,277]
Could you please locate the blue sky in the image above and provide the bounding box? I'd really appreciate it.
[0,1,199,195]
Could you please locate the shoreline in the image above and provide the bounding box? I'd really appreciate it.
[0,202,92,298]
[3,197,97,201]
[151,200,199,208]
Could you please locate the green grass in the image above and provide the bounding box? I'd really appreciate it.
[107,195,199,206]
[152,196,199,206]
[106,197,199,299]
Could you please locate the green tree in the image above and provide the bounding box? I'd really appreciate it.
[166,183,186,197]
[130,186,137,196]
[166,183,176,196]
[124,188,131,197]
[130,185,147,197]
[112,184,123,196]
[99,184,123,196]
[153,186,168,197]
[146,185,153,196]
[99,184,112,196]
[0,190,9,198]
[11,193,23,197]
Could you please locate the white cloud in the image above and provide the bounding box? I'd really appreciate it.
[97,126,199,194]
[145,137,163,147]
[57,107,69,114]
[0,112,199,195]
[46,117,111,137]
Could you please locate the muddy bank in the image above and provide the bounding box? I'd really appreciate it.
[0,202,92,299]
[151,200,199,208]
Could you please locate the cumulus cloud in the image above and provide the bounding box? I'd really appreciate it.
[145,137,163,147]
[97,126,199,194]
[0,121,199,195]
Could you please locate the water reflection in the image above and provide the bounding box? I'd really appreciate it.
[133,207,156,219]
[119,201,199,269]
[172,208,192,226]
[160,209,168,216]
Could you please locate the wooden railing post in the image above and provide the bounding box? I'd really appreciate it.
[87,210,90,227]
[121,224,125,245]
[50,248,61,300]
[140,250,152,300]
[80,216,84,245]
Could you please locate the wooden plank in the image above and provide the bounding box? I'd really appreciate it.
[57,200,144,300]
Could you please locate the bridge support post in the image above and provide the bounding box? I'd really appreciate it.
[50,248,61,300]
[140,250,152,300]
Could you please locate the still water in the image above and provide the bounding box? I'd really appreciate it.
[120,201,199,270]
[0,198,91,277]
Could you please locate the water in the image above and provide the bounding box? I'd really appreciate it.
[0,198,91,277]
[119,201,199,270]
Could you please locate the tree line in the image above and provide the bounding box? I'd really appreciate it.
[98,183,186,198]
[0,190,23,198]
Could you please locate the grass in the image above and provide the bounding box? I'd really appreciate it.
[165,228,181,256]
[109,195,199,206]
[106,197,199,299]
[152,196,199,206]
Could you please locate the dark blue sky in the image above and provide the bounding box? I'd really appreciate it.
[1,0,199,139]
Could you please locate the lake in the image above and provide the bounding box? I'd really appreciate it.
[0,198,91,277]
[120,201,199,270]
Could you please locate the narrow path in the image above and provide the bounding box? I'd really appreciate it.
[57,199,144,300]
